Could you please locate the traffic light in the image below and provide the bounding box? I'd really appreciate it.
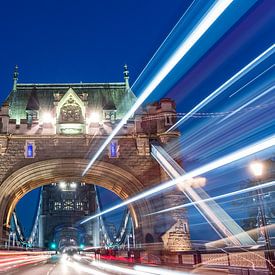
[79,244,85,250]
[50,242,57,250]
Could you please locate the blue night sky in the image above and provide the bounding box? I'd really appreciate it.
[1,1,274,242]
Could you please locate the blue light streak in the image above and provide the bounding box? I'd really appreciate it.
[81,135,274,224]
[218,85,274,123]
[167,44,275,132]
[82,0,233,176]
[145,180,275,216]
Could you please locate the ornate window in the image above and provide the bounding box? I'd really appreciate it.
[76,201,83,211]
[63,200,75,211]
[54,202,62,210]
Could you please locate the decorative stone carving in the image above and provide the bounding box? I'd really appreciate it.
[60,96,83,123]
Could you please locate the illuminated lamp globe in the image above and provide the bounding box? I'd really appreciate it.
[249,160,264,177]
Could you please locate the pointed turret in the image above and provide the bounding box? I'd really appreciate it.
[12,65,19,91]
[123,64,130,90]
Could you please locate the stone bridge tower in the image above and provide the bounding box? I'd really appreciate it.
[0,66,191,250]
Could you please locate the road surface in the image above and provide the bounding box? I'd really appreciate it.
[0,254,228,274]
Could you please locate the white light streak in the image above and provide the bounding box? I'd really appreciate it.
[151,143,253,246]
[146,180,275,216]
[218,85,274,123]
[65,260,109,275]
[131,0,196,89]
[229,64,274,98]
[134,265,191,275]
[81,135,274,224]
[167,44,275,132]
[91,261,152,275]
[82,0,233,176]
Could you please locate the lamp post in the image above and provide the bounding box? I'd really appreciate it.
[249,160,274,273]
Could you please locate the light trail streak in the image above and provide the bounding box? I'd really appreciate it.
[218,85,274,123]
[81,135,274,224]
[91,261,153,275]
[0,255,50,271]
[134,265,192,275]
[167,81,274,160]
[151,143,253,246]
[145,180,275,216]
[229,64,274,98]
[167,44,275,132]
[131,0,196,89]
[82,0,233,176]
[65,260,109,275]
[206,224,275,248]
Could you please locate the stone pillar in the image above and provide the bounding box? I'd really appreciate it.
[158,164,192,251]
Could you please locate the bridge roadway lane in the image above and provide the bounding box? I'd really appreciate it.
[0,254,112,275]
[1,254,228,275]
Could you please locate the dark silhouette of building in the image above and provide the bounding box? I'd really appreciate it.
[38,182,98,249]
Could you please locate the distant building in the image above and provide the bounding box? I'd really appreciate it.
[38,183,98,249]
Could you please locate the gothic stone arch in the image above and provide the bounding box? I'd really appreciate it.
[0,158,155,243]
[0,80,190,250]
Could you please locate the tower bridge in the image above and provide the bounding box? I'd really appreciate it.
[0,66,190,251]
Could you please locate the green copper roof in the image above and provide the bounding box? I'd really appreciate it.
[7,82,136,122]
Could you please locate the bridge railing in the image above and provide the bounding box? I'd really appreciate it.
[112,247,272,273]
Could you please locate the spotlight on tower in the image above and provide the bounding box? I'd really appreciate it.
[42,112,54,124]
[88,112,100,124]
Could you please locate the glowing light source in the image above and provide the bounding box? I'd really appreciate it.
[50,242,57,250]
[249,160,264,177]
[59,181,66,189]
[42,112,54,124]
[70,182,77,189]
[82,0,233,176]
[88,112,100,123]
[81,135,274,224]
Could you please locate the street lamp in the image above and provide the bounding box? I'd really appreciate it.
[249,160,264,177]
[249,160,274,273]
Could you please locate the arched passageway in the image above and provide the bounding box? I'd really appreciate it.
[0,159,154,242]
